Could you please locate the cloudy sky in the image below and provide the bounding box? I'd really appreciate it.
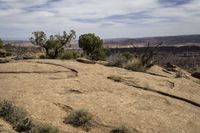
[0,0,200,40]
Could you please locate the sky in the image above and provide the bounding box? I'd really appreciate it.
[0,0,200,40]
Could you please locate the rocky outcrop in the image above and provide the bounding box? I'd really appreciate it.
[192,72,200,79]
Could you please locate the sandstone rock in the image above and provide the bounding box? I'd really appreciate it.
[76,58,96,64]
[191,72,200,79]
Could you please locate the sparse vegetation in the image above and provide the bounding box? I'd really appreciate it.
[64,109,93,131]
[108,52,153,72]
[175,70,185,78]
[111,125,134,133]
[0,100,32,132]
[79,33,107,61]
[30,123,59,133]
[124,58,145,72]
[60,50,80,60]
[30,30,76,59]
[0,100,59,133]
[108,53,127,67]
[108,43,161,72]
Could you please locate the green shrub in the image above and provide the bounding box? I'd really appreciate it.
[0,100,60,133]
[89,47,107,61]
[123,58,145,72]
[139,53,154,69]
[111,125,134,133]
[0,100,32,132]
[60,50,80,60]
[64,109,92,131]
[108,54,127,67]
[30,123,59,133]
[79,33,106,61]
[108,51,154,72]
[0,100,14,118]
[121,52,134,60]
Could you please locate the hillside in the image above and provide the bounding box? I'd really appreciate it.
[104,34,200,47]
[0,59,200,133]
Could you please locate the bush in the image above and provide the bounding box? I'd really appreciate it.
[121,52,134,60]
[0,100,60,133]
[79,33,106,61]
[60,50,80,60]
[139,54,154,69]
[108,51,154,72]
[30,123,59,133]
[64,109,92,131]
[123,58,145,72]
[89,47,107,61]
[0,100,32,132]
[111,125,134,133]
[175,71,183,78]
[30,30,76,59]
[108,54,127,67]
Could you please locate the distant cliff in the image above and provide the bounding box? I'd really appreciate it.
[104,34,200,46]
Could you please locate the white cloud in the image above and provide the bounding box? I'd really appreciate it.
[0,0,200,39]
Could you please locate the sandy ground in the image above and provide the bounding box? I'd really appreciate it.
[0,59,200,133]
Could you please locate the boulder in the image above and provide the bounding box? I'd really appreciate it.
[96,61,109,66]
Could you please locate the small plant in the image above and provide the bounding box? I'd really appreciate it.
[64,109,93,131]
[0,49,6,57]
[108,54,127,67]
[30,123,59,133]
[79,33,107,61]
[111,125,134,133]
[0,100,32,132]
[175,71,183,78]
[121,52,134,60]
[123,58,145,72]
[39,54,46,59]
[108,43,162,72]
[60,50,80,60]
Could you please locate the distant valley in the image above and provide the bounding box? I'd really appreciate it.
[104,34,200,47]
[4,34,200,48]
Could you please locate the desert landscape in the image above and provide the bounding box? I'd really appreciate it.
[0,58,200,133]
[1,0,200,133]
